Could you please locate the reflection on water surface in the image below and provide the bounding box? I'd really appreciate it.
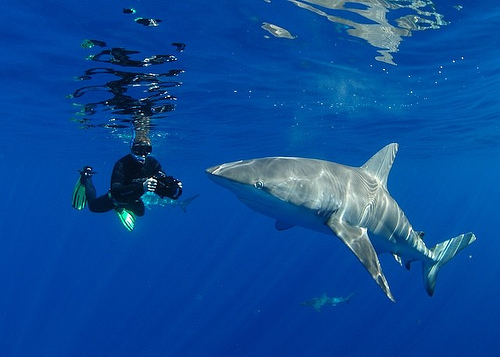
[287,0,448,65]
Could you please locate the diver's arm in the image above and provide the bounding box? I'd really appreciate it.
[150,158,163,176]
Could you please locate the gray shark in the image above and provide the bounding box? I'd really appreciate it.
[206,143,476,301]
[301,292,354,312]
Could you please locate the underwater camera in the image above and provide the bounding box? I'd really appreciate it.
[153,171,182,199]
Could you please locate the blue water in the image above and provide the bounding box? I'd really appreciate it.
[1,0,499,356]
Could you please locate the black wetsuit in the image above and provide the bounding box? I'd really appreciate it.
[84,154,162,216]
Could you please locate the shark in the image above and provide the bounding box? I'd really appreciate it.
[301,292,355,312]
[206,143,476,302]
[142,192,200,212]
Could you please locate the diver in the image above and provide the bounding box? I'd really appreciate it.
[72,135,183,231]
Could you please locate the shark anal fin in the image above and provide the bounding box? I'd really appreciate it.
[327,217,395,302]
[275,220,295,231]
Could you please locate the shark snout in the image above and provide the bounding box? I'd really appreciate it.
[206,160,255,189]
[206,160,247,177]
[206,165,222,175]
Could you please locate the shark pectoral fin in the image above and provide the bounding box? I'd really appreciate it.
[275,220,295,231]
[327,217,395,302]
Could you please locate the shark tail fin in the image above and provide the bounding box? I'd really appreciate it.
[423,232,476,296]
[179,194,200,213]
[345,292,355,303]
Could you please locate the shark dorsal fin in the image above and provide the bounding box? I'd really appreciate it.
[361,143,399,189]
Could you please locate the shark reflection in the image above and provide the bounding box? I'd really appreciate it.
[288,0,448,65]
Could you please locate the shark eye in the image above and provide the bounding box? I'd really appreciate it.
[254,181,264,189]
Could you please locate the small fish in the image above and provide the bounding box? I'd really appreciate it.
[261,22,295,39]
[81,39,106,49]
[301,293,354,312]
[172,42,186,52]
[135,17,162,27]
[143,192,199,213]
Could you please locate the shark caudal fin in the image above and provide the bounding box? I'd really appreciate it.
[179,194,200,213]
[423,232,476,296]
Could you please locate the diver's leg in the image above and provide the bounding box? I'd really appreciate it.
[82,177,97,202]
[83,178,114,213]
[127,200,145,217]
[88,193,115,213]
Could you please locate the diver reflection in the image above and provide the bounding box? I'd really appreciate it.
[70,44,184,129]
[288,0,448,65]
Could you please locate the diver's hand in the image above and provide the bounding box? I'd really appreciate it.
[143,177,158,192]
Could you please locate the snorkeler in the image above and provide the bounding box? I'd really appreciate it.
[72,135,183,231]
